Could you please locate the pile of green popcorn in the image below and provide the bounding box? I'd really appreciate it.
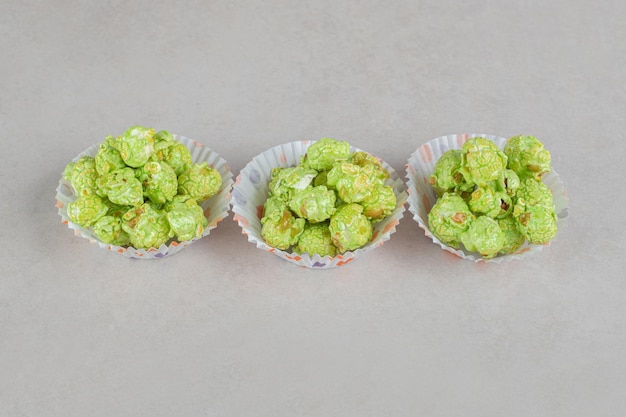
[261,138,397,257]
[428,135,557,258]
[63,126,222,249]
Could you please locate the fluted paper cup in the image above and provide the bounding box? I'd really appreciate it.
[406,133,569,263]
[232,140,407,268]
[55,135,233,259]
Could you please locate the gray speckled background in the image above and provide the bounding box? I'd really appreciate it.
[2,1,625,416]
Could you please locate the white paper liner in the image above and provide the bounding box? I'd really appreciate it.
[405,133,569,263]
[55,134,233,259]
[231,140,407,268]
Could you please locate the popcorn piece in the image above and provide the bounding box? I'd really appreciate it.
[497,215,525,255]
[427,192,474,249]
[326,162,382,203]
[360,184,397,221]
[504,135,551,180]
[96,167,144,207]
[109,125,156,168]
[429,149,463,196]
[288,185,337,223]
[177,162,222,202]
[92,215,131,246]
[122,202,173,249]
[261,209,305,250]
[294,222,337,257]
[329,203,373,253]
[268,166,318,202]
[66,194,108,227]
[303,138,351,171]
[459,137,508,186]
[136,160,178,205]
[64,156,99,197]
[460,216,505,258]
[95,140,126,176]
[164,195,208,242]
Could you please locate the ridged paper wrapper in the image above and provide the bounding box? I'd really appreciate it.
[232,140,407,268]
[55,135,233,259]
[405,133,569,263]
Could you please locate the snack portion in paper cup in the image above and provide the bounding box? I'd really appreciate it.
[56,125,233,259]
[232,138,407,268]
[406,134,569,262]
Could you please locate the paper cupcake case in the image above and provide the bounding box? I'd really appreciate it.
[231,140,408,268]
[405,133,569,263]
[55,135,233,259]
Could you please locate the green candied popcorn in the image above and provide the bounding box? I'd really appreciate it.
[428,149,463,196]
[428,192,474,249]
[504,135,551,180]
[92,215,131,246]
[486,192,513,219]
[164,195,208,241]
[288,185,337,223]
[268,166,318,201]
[94,139,126,176]
[122,202,173,249]
[64,156,98,197]
[313,170,328,187]
[515,205,557,244]
[96,167,144,206]
[177,162,222,202]
[109,125,156,168]
[468,185,498,215]
[66,194,108,227]
[294,222,337,257]
[514,177,554,210]
[161,142,193,176]
[497,169,521,196]
[261,209,305,250]
[360,184,396,220]
[460,216,505,258]
[326,162,382,203]
[304,138,351,171]
[102,198,131,218]
[459,137,508,186]
[329,203,373,253]
[351,151,390,182]
[497,215,525,255]
[136,161,178,205]
[262,195,288,221]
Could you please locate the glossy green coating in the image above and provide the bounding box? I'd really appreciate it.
[122,202,173,249]
[504,135,551,180]
[137,161,178,205]
[92,215,131,246]
[326,162,382,203]
[460,137,508,186]
[109,125,156,168]
[64,156,99,197]
[177,162,222,202]
[460,216,505,258]
[164,195,208,241]
[329,203,373,253]
[268,166,318,202]
[515,205,557,244]
[360,184,396,220]
[261,209,305,250]
[304,138,351,171]
[288,185,337,223]
[66,194,109,227]
[497,215,525,255]
[427,192,474,249]
[95,140,126,176]
[294,222,337,257]
[429,149,463,195]
[96,167,144,206]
